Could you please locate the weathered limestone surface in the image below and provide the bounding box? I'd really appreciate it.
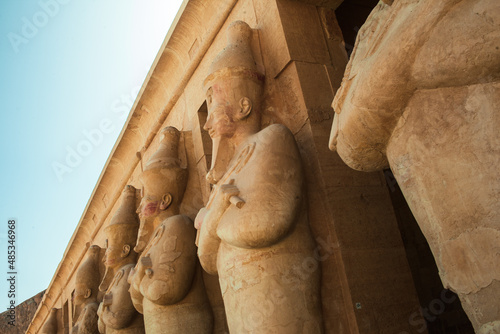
[71,245,101,334]
[330,0,500,332]
[98,186,144,334]
[40,308,59,334]
[29,1,429,333]
[246,0,422,331]
[128,127,213,334]
[196,20,324,333]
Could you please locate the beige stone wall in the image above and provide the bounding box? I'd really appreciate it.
[28,1,424,333]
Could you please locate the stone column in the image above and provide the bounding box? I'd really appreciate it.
[330,1,500,332]
[252,0,424,332]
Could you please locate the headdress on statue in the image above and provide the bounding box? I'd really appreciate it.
[203,20,264,90]
[139,127,188,206]
[100,186,139,292]
[104,185,140,246]
[75,245,101,293]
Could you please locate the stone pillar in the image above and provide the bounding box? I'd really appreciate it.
[213,0,424,332]
[329,1,500,332]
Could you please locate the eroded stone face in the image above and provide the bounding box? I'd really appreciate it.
[127,127,213,334]
[98,186,144,334]
[134,128,187,254]
[196,20,324,333]
[330,0,500,331]
[71,245,101,334]
[204,85,239,140]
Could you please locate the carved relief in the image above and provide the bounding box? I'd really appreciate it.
[196,21,324,333]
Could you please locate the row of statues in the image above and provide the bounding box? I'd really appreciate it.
[43,21,324,334]
[42,0,500,332]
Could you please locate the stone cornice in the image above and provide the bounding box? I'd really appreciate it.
[27,0,238,332]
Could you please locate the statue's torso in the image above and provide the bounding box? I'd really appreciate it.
[211,124,323,333]
[72,302,99,334]
[101,264,144,334]
[134,215,213,334]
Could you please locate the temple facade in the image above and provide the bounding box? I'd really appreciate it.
[27,0,498,333]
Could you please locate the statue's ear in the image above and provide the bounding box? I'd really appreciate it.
[160,193,172,210]
[84,288,91,299]
[237,97,252,120]
[121,244,131,258]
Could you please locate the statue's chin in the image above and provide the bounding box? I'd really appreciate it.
[134,240,147,253]
[206,168,222,185]
[207,136,234,185]
[135,217,155,252]
[99,267,115,292]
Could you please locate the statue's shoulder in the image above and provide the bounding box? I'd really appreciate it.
[257,123,298,152]
[260,123,294,139]
[75,302,98,334]
[160,214,195,237]
[163,214,193,227]
[108,264,133,290]
[85,301,99,312]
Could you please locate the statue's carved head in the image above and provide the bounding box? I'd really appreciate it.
[99,185,139,292]
[135,127,188,252]
[74,245,101,305]
[203,21,265,184]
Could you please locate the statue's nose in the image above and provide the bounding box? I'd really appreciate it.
[134,241,146,253]
[203,115,213,131]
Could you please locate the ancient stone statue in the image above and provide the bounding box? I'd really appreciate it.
[72,245,101,334]
[329,1,500,333]
[40,308,59,334]
[97,185,144,334]
[128,126,213,334]
[195,20,324,333]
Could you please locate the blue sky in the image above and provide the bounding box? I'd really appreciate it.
[0,0,183,308]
